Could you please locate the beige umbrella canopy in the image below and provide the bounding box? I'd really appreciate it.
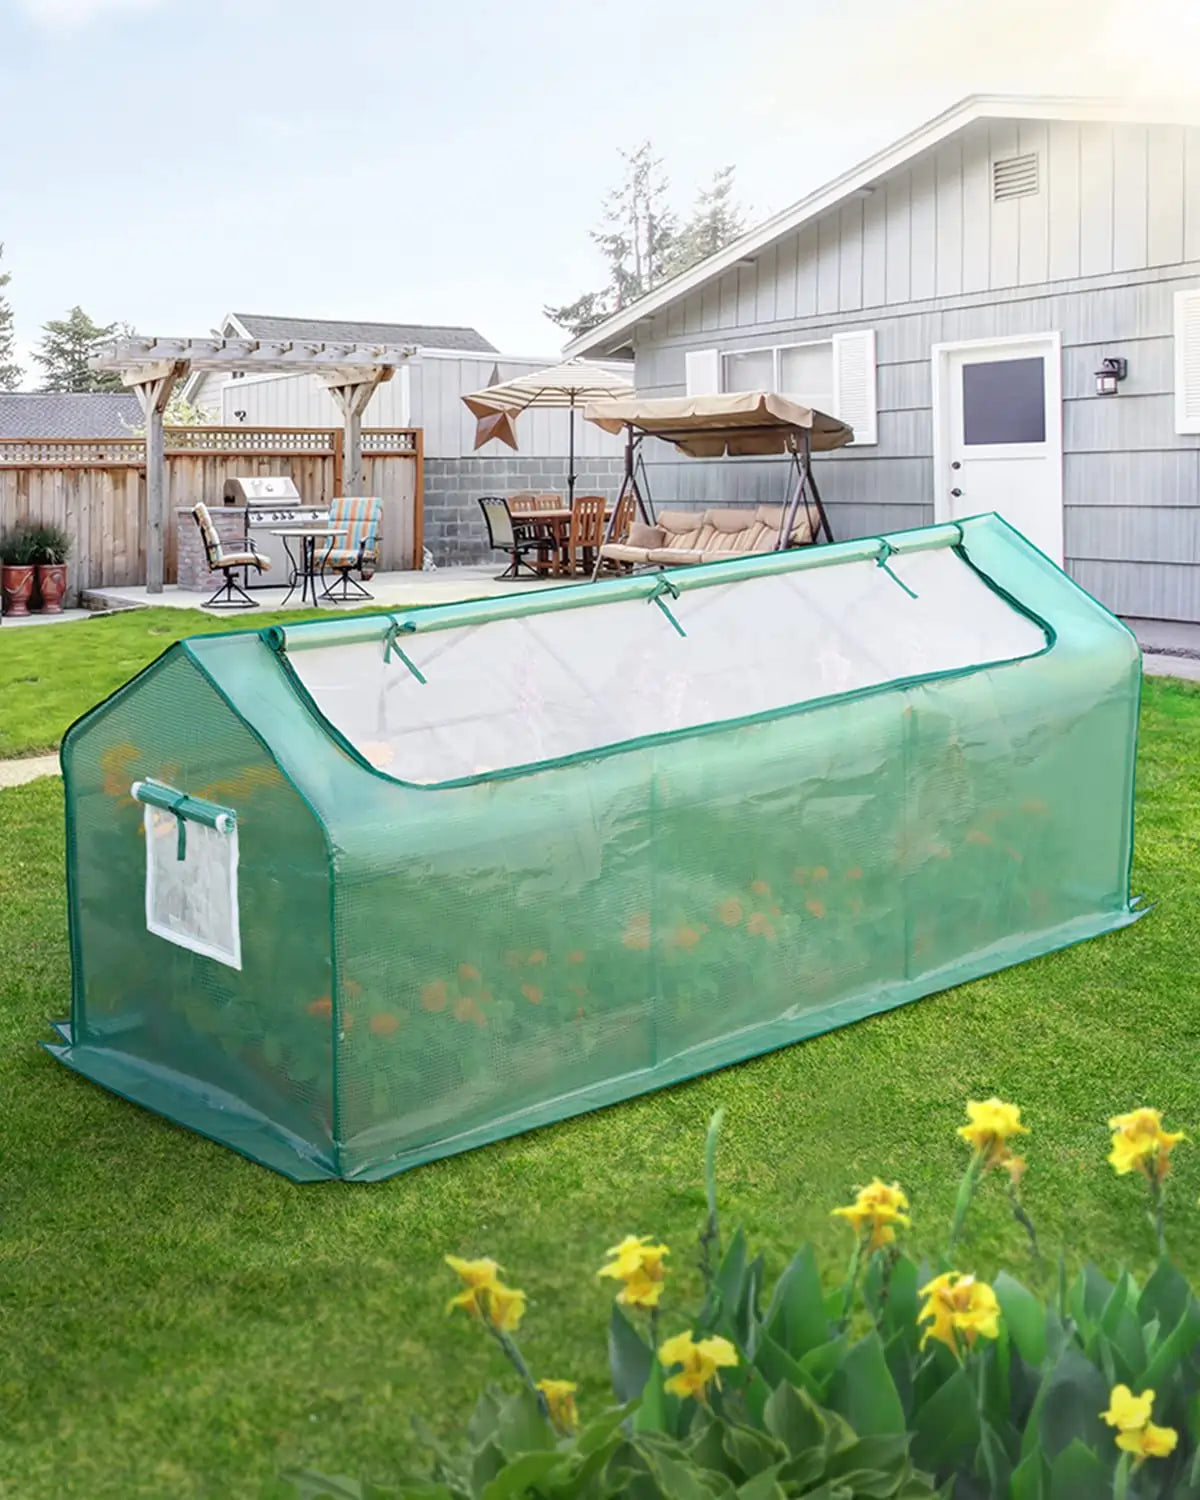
[463,360,635,503]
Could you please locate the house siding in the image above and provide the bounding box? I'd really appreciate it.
[214,355,624,461]
[628,118,1200,623]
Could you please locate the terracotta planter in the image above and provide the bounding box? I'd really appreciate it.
[1,563,34,617]
[36,562,68,614]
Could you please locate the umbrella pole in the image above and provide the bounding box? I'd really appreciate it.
[567,397,577,507]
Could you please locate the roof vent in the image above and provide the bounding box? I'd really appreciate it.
[993,153,1039,202]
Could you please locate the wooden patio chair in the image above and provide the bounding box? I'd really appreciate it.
[192,501,270,609]
[564,495,608,577]
[598,489,637,575]
[321,496,382,601]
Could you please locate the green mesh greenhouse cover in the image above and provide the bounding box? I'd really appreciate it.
[49,513,1142,1181]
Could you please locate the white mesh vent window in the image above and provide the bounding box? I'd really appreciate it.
[993,153,1039,202]
[137,786,241,969]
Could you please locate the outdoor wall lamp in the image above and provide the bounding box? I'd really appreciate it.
[1094,357,1127,396]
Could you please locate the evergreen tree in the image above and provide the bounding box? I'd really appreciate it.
[545,150,745,338]
[545,142,679,337]
[669,167,745,274]
[0,244,21,391]
[33,306,123,393]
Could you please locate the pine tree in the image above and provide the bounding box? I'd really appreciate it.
[545,143,679,336]
[33,306,123,393]
[545,151,745,339]
[0,243,21,391]
[669,167,745,274]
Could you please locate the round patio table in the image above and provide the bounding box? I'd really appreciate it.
[272,526,346,608]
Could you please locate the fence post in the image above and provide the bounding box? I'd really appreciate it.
[412,427,424,569]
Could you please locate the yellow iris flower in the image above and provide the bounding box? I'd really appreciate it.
[1102,1385,1155,1432]
[957,1098,1027,1167]
[831,1179,911,1251]
[1102,1385,1178,1465]
[536,1378,579,1433]
[917,1271,1001,1352]
[445,1254,526,1332]
[1107,1108,1186,1182]
[658,1330,739,1401]
[598,1234,670,1309]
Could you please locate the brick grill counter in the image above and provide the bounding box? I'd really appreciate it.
[176,506,249,592]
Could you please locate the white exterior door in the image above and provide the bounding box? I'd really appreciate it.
[932,334,1064,563]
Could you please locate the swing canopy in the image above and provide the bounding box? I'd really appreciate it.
[49,513,1141,1181]
[584,390,854,456]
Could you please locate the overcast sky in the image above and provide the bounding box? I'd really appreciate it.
[2,0,1198,384]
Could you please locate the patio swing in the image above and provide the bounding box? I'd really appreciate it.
[583,391,851,576]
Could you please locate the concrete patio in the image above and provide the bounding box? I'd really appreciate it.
[80,565,580,614]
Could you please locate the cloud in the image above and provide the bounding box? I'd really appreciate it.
[16,0,164,28]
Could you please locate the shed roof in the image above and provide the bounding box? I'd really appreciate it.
[0,392,142,439]
[229,313,496,353]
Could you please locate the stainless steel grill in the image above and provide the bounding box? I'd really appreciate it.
[223,476,326,587]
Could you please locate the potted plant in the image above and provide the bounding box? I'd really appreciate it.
[0,523,38,617]
[29,522,71,613]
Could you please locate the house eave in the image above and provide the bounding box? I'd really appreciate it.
[563,91,1200,360]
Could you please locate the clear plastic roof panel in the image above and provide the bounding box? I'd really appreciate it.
[287,546,1048,785]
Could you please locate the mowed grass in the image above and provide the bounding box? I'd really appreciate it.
[1,677,1199,1497]
[0,606,382,758]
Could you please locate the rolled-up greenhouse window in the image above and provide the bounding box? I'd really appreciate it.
[132,780,236,838]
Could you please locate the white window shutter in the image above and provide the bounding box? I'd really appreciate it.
[685,348,721,396]
[831,329,878,445]
[1174,290,1200,435]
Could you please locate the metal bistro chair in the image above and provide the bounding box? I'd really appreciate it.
[192,501,270,609]
[478,496,553,580]
[321,496,382,601]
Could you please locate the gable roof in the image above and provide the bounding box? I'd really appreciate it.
[227,313,496,353]
[564,93,1200,359]
[0,392,142,439]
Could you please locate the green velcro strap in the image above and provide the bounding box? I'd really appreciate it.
[383,617,426,682]
[132,780,237,861]
[647,574,686,637]
[875,539,919,600]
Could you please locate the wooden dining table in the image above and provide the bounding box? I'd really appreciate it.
[511,506,613,577]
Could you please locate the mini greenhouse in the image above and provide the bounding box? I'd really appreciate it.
[51,513,1142,1182]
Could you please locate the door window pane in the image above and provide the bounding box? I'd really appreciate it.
[779,342,834,412]
[962,357,1046,445]
[723,348,775,392]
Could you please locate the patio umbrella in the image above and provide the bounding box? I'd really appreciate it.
[462,360,635,504]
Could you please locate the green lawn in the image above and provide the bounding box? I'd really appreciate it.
[1,630,1199,1496]
[0,607,380,758]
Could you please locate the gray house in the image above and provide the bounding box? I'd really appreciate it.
[566,94,1200,624]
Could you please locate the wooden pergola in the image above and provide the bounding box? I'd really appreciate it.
[90,335,417,592]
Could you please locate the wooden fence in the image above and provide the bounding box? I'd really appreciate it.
[0,426,423,594]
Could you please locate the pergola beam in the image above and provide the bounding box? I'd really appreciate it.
[92,335,419,378]
[318,367,395,495]
[86,334,419,588]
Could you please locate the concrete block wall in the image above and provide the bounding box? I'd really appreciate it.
[423,457,626,564]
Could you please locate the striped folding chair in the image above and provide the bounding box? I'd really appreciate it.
[321,497,382,601]
[192,501,270,609]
